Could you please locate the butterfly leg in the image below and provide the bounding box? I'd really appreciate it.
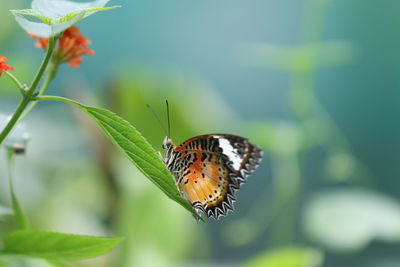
[155,151,163,161]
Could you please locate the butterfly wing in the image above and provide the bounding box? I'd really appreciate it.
[176,151,234,219]
[172,134,263,219]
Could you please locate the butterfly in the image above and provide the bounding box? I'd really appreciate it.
[163,134,263,220]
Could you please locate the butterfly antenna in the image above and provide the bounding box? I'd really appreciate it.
[146,104,168,136]
[166,100,171,137]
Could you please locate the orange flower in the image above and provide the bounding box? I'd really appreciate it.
[30,26,94,68]
[0,56,14,76]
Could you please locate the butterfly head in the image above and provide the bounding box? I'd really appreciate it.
[162,136,173,150]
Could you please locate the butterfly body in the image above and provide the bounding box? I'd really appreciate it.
[163,134,263,220]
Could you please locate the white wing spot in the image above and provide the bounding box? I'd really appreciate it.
[218,138,242,170]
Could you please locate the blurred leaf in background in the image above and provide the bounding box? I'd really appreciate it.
[244,246,324,267]
[303,189,400,252]
[2,230,122,260]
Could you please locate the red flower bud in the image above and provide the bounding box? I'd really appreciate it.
[0,56,14,76]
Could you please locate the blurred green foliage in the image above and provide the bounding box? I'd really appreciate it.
[2,230,123,260]
[245,247,323,267]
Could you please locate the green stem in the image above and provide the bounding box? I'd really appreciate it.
[0,37,57,146]
[4,71,26,95]
[27,37,56,96]
[19,63,59,122]
[0,96,30,145]
[36,95,83,107]
[6,150,29,230]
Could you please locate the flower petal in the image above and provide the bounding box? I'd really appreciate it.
[31,26,94,68]
[0,56,8,64]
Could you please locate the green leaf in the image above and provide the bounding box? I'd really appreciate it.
[2,230,123,260]
[84,107,202,220]
[11,10,85,38]
[32,0,114,22]
[10,0,120,38]
[10,186,29,230]
[38,96,202,221]
[244,246,323,267]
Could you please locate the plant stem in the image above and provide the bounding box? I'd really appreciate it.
[0,96,30,145]
[4,71,26,94]
[27,37,56,96]
[36,95,83,107]
[6,150,30,230]
[0,37,57,146]
[19,63,59,122]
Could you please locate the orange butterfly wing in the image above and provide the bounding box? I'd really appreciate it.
[177,152,234,219]
[171,134,263,219]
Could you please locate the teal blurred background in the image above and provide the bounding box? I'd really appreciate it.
[2,0,400,266]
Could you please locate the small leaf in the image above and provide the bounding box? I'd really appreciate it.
[39,96,202,220]
[10,0,120,37]
[11,10,85,38]
[32,0,118,24]
[2,230,123,260]
[9,9,42,18]
[244,246,324,267]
